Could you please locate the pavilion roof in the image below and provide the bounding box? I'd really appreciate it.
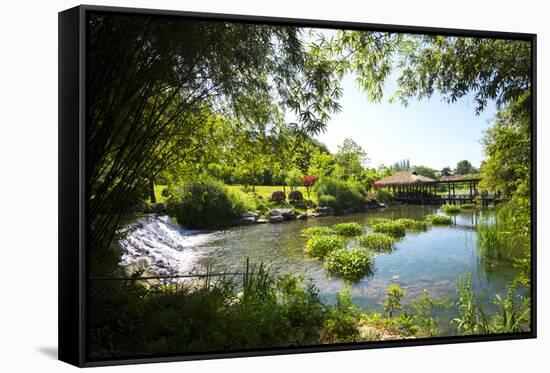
[374,171,436,187]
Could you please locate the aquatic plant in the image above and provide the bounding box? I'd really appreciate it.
[333,222,364,236]
[305,235,344,257]
[301,226,334,237]
[384,284,405,318]
[370,220,406,238]
[396,218,428,231]
[313,177,365,213]
[357,233,395,252]
[440,204,461,214]
[321,287,361,343]
[425,214,453,225]
[459,203,477,210]
[476,223,518,261]
[326,247,374,281]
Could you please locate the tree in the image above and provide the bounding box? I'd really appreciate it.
[302,175,317,201]
[412,165,438,180]
[307,151,336,178]
[440,167,452,177]
[334,138,369,181]
[285,168,304,190]
[454,160,477,175]
[87,16,342,258]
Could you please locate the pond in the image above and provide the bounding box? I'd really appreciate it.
[119,204,522,335]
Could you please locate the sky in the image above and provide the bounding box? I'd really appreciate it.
[291,29,497,172]
[312,72,496,171]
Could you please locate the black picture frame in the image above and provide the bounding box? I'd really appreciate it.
[59,4,537,368]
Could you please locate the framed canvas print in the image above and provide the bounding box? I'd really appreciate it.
[58,4,537,367]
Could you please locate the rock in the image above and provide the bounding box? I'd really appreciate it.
[315,206,334,216]
[255,218,268,224]
[307,212,320,218]
[380,203,387,208]
[269,208,295,220]
[269,215,285,223]
[241,211,259,219]
[296,214,308,220]
[392,275,400,280]
[292,201,307,209]
[238,217,257,225]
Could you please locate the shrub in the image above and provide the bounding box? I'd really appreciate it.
[370,220,406,238]
[301,226,334,237]
[270,190,286,202]
[384,284,405,318]
[168,178,242,229]
[89,260,329,358]
[396,218,428,231]
[314,177,365,213]
[375,188,395,203]
[357,233,395,252]
[317,194,339,210]
[305,235,344,257]
[326,247,374,281]
[425,214,453,225]
[440,204,461,214]
[333,222,363,236]
[459,203,477,210]
[285,168,303,190]
[288,189,304,201]
[321,287,361,343]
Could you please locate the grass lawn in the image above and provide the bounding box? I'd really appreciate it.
[153,184,317,207]
[226,185,316,203]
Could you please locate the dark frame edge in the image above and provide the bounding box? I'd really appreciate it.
[58,5,85,368]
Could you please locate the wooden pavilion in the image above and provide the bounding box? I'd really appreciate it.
[374,171,488,205]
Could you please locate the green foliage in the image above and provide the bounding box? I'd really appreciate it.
[374,188,395,203]
[305,235,344,257]
[307,151,336,178]
[168,178,243,229]
[395,218,428,231]
[440,204,461,214]
[476,224,517,261]
[321,287,361,343]
[425,214,453,225]
[301,226,334,237]
[314,177,365,213]
[406,291,452,337]
[285,168,304,190]
[369,219,406,238]
[459,203,477,210]
[454,160,478,175]
[317,195,339,210]
[334,138,369,181]
[356,233,395,252]
[332,222,364,237]
[411,165,438,179]
[89,260,329,358]
[453,272,530,335]
[384,284,405,318]
[326,247,374,281]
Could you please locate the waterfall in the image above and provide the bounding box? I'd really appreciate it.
[119,215,219,278]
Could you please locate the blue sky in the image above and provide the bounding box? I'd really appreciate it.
[313,72,496,171]
[292,29,497,172]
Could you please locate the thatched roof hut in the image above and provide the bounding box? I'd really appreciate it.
[441,175,465,181]
[374,171,435,188]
